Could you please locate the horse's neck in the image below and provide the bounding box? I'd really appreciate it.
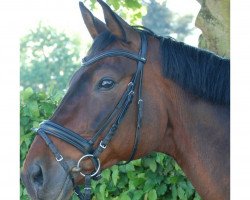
[166,88,230,200]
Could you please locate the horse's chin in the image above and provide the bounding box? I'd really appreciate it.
[29,175,74,200]
[51,177,74,200]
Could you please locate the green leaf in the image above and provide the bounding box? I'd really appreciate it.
[32,121,40,129]
[99,184,106,197]
[37,91,47,100]
[22,87,33,101]
[126,163,135,172]
[143,157,155,169]
[129,180,135,190]
[149,160,157,172]
[20,116,29,126]
[20,126,25,136]
[120,193,131,200]
[108,0,120,10]
[174,162,182,171]
[168,175,179,184]
[194,192,202,200]
[137,172,145,178]
[127,171,136,179]
[23,188,28,195]
[25,137,32,147]
[22,107,30,117]
[172,185,177,200]
[132,190,143,200]
[71,194,80,200]
[124,0,141,9]
[112,166,119,186]
[132,159,141,166]
[148,189,157,200]
[156,184,167,196]
[177,186,186,200]
[143,180,155,192]
[102,169,111,181]
[131,177,145,187]
[28,100,40,117]
[156,153,165,165]
[53,91,63,102]
[20,132,33,144]
[41,102,55,116]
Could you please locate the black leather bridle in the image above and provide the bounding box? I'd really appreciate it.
[35,32,147,200]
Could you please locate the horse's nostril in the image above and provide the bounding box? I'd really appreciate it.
[31,164,44,188]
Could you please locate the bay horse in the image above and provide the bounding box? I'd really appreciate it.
[21,1,230,200]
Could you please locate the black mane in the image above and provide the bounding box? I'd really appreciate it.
[160,35,230,105]
[88,28,230,106]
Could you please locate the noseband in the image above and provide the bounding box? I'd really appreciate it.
[35,32,147,200]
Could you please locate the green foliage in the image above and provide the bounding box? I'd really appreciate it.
[20,87,64,199]
[84,0,146,24]
[20,22,81,91]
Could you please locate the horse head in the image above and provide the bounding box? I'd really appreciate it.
[21,1,172,199]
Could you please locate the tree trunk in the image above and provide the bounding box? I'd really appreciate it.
[195,0,230,58]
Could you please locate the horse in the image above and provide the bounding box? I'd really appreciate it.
[21,1,230,200]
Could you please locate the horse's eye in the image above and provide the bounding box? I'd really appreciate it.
[98,78,115,90]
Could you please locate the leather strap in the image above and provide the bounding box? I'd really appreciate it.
[82,49,146,67]
[126,31,147,163]
[39,120,93,153]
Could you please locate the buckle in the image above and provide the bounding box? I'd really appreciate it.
[128,90,135,97]
[127,82,134,87]
[138,99,143,104]
[99,141,107,149]
[56,154,64,162]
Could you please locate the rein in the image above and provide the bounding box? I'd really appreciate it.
[35,32,148,200]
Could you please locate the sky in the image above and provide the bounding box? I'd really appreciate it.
[20,0,201,47]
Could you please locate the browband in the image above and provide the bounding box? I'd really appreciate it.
[82,49,146,67]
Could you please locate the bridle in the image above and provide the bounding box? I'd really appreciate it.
[35,31,147,200]
[36,31,147,200]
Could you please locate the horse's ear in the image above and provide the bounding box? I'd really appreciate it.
[79,2,108,39]
[97,0,139,43]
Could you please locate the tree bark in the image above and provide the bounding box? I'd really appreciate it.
[195,0,230,58]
